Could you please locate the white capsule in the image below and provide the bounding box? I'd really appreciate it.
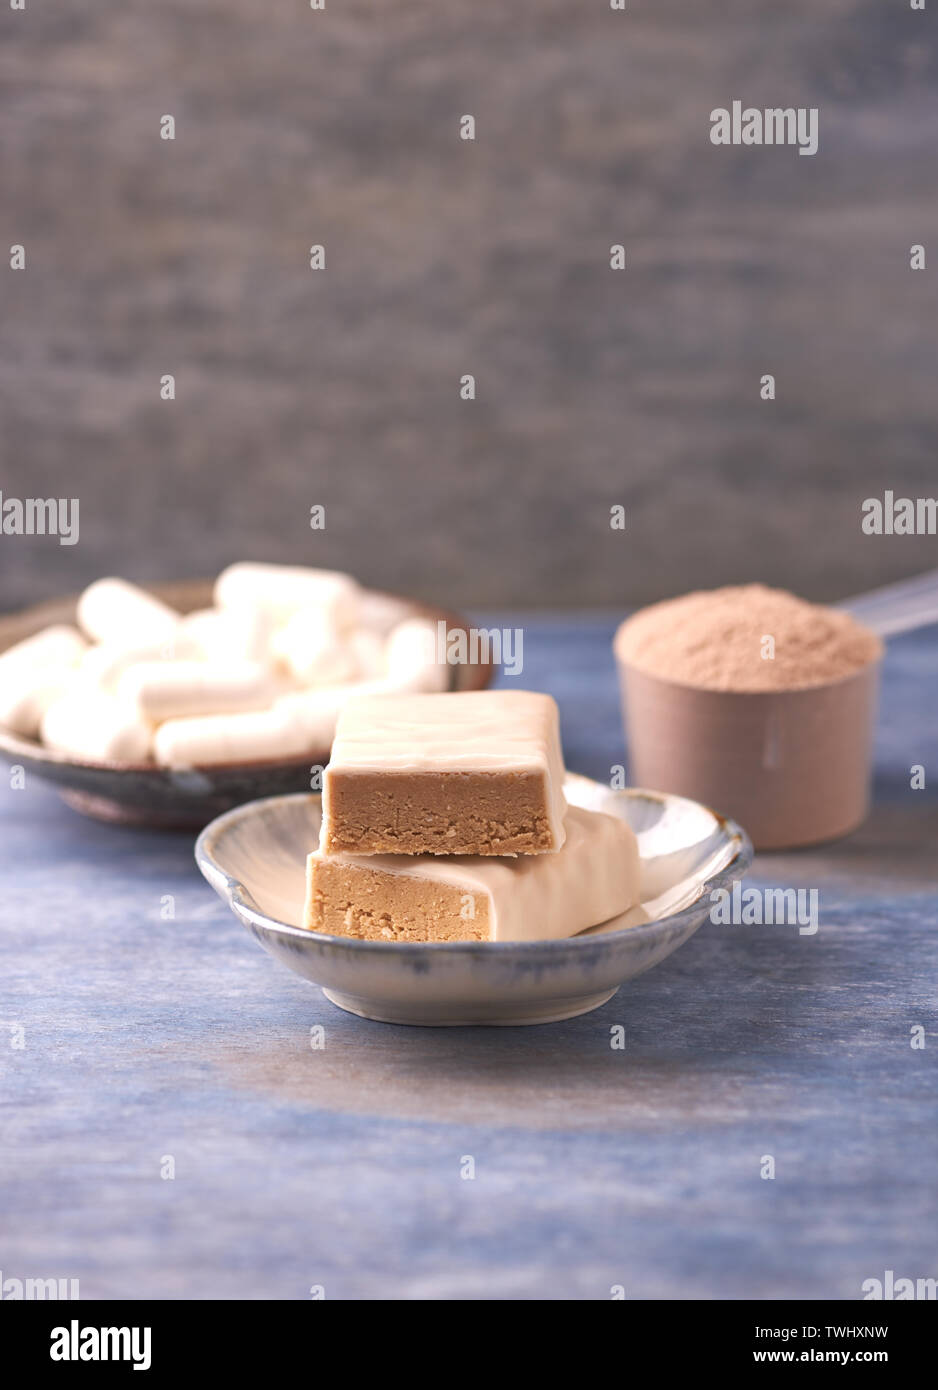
[0,624,88,738]
[274,664,446,749]
[275,682,378,748]
[178,605,276,667]
[356,590,416,637]
[153,706,313,769]
[174,608,222,653]
[213,563,360,631]
[80,631,204,691]
[118,660,287,723]
[349,628,387,680]
[40,690,153,764]
[384,618,449,692]
[272,612,359,686]
[77,578,180,647]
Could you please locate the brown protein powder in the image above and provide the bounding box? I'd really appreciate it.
[615,584,882,693]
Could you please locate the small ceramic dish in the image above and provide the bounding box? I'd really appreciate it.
[0,579,492,829]
[195,773,752,1026]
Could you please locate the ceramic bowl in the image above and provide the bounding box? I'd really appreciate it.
[0,579,492,829]
[195,773,753,1026]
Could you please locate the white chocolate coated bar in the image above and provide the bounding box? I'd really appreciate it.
[320,690,568,856]
[305,805,640,942]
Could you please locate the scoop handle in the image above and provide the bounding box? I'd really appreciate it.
[835,568,938,636]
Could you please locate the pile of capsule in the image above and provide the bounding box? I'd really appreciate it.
[0,563,447,767]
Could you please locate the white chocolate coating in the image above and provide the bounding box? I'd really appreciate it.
[330,690,567,772]
[310,805,639,942]
[326,690,568,848]
[0,624,88,738]
[77,578,180,646]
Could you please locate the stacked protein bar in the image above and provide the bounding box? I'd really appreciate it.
[305,690,641,943]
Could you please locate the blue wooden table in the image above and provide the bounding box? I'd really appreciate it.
[2,616,935,1300]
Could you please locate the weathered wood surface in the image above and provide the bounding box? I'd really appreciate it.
[1,617,935,1299]
[1,2,937,610]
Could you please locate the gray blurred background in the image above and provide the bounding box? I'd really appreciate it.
[1,0,936,613]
